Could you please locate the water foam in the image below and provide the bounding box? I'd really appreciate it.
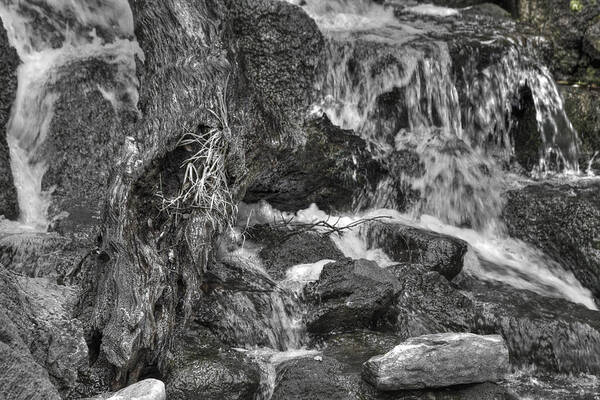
[0,0,142,231]
[240,201,597,310]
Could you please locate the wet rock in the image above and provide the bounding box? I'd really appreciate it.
[362,332,510,391]
[389,264,474,338]
[227,0,323,143]
[0,273,61,400]
[561,85,600,174]
[584,19,600,62]
[0,232,91,279]
[245,223,344,280]
[509,85,543,172]
[88,379,166,400]
[363,221,468,280]
[319,331,517,399]
[461,278,600,374]
[41,58,135,225]
[461,3,513,18]
[502,180,600,299]
[0,21,19,220]
[244,116,384,213]
[305,258,401,334]
[518,0,600,84]
[430,1,518,16]
[17,277,88,392]
[271,356,357,400]
[321,331,401,373]
[195,256,303,349]
[164,322,260,400]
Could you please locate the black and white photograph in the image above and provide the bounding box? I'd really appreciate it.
[0,0,599,399]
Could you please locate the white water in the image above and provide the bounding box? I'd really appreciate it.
[239,201,597,310]
[0,0,142,231]
[306,1,581,230]
[406,4,459,17]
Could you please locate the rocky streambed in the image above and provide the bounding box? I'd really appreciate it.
[1,0,600,399]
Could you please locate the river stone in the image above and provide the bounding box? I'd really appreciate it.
[272,356,355,400]
[583,19,600,62]
[195,256,302,349]
[305,258,402,334]
[362,333,509,391]
[561,85,600,174]
[363,221,468,280]
[389,264,475,338]
[460,277,600,374]
[164,321,260,400]
[92,379,166,400]
[502,180,600,299]
[0,19,19,220]
[245,223,344,280]
[244,115,384,213]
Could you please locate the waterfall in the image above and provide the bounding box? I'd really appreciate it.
[0,0,142,231]
[304,0,581,230]
[278,0,598,310]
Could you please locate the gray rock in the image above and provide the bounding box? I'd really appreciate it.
[517,0,600,84]
[305,258,401,334]
[0,269,88,397]
[194,256,303,349]
[584,19,600,62]
[502,180,600,299]
[390,264,474,338]
[0,19,19,220]
[363,222,468,280]
[227,0,323,143]
[164,321,260,400]
[560,85,600,174]
[272,356,362,400]
[0,308,61,400]
[362,333,509,391]
[460,277,600,374]
[244,116,384,213]
[91,379,166,400]
[245,223,344,280]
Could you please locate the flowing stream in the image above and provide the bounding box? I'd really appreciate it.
[238,1,599,397]
[0,0,142,232]
[1,0,598,398]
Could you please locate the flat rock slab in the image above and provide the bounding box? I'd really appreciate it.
[89,379,166,400]
[362,332,509,391]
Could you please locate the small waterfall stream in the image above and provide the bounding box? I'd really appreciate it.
[284,0,596,307]
[0,0,142,232]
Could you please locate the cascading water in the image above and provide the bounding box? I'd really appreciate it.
[284,0,598,309]
[0,0,142,231]
[304,0,581,229]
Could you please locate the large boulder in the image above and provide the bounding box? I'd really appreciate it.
[244,223,344,280]
[305,258,401,335]
[194,255,304,350]
[363,222,468,280]
[271,356,356,400]
[87,379,166,400]
[389,264,475,338]
[362,333,510,391]
[227,0,323,143]
[163,321,260,400]
[0,269,89,399]
[461,277,600,374]
[502,180,600,299]
[561,85,600,174]
[517,0,600,84]
[244,116,384,213]
[0,20,18,220]
[0,274,61,400]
